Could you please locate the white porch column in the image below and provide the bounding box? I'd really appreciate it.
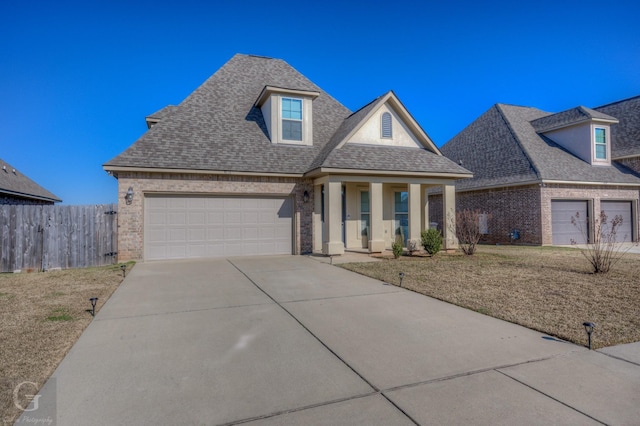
[322,180,344,255]
[368,181,385,253]
[442,184,459,249]
[423,186,430,230]
[313,184,322,253]
[408,183,422,244]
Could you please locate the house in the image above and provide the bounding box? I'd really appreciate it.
[0,157,61,204]
[103,54,471,262]
[433,101,640,245]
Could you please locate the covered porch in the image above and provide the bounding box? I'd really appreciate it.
[312,175,458,255]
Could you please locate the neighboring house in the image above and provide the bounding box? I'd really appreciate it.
[0,157,61,204]
[433,101,640,245]
[595,95,640,174]
[104,54,471,262]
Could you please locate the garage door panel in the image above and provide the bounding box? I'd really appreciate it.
[167,228,186,242]
[552,200,588,245]
[145,195,293,260]
[168,212,187,225]
[242,211,259,224]
[601,201,634,242]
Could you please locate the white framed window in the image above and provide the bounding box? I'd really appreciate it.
[594,127,607,160]
[381,112,392,138]
[394,191,408,246]
[360,190,370,241]
[282,98,303,141]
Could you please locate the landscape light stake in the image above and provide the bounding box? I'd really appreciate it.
[120,264,126,277]
[399,272,405,287]
[583,322,595,350]
[89,297,98,317]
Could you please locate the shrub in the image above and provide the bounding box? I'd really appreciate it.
[454,209,488,255]
[421,228,442,255]
[571,211,637,273]
[392,242,403,259]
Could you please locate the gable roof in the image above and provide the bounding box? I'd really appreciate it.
[0,158,61,202]
[595,95,640,159]
[105,54,470,178]
[530,106,617,133]
[441,104,640,191]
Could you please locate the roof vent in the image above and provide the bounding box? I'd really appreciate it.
[2,165,5,172]
[12,169,16,174]
[381,112,392,138]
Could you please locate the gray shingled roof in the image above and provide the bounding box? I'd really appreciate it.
[530,106,617,133]
[441,104,640,191]
[595,95,640,159]
[105,54,469,177]
[0,158,61,202]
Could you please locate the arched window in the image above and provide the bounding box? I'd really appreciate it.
[381,112,392,138]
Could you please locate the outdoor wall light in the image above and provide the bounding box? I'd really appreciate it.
[583,322,595,350]
[125,187,134,205]
[399,272,405,287]
[303,190,310,203]
[89,297,98,317]
[120,264,126,278]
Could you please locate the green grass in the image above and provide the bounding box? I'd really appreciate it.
[46,308,73,322]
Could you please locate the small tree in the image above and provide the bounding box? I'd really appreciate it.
[421,228,442,255]
[571,211,636,273]
[452,209,488,255]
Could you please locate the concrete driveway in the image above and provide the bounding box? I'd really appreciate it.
[23,256,640,425]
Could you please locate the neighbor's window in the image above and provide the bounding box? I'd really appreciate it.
[595,128,607,160]
[282,98,303,141]
[381,112,392,138]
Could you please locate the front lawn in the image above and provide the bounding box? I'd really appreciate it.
[341,245,640,349]
[0,263,130,425]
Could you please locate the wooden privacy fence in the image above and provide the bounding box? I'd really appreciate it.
[0,204,118,272]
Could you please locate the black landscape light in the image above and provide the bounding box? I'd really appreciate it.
[89,297,98,317]
[120,264,126,277]
[399,272,405,287]
[583,322,595,350]
[303,190,310,203]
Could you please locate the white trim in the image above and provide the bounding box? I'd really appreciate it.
[102,166,303,178]
[306,167,472,179]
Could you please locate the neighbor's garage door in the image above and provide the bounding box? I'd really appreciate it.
[144,196,293,260]
[552,200,588,245]
[601,201,634,242]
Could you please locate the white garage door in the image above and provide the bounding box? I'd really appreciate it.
[552,200,588,245]
[144,196,293,260]
[601,201,634,243]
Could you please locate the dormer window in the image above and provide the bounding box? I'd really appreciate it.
[282,98,303,141]
[381,112,392,138]
[256,86,319,146]
[594,127,607,160]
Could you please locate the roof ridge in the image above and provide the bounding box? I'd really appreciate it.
[494,104,542,180]
[595,94,640,109]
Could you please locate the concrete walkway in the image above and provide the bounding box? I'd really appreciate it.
[22,256,640,425]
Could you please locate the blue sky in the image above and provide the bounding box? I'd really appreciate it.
[2,0,639,204]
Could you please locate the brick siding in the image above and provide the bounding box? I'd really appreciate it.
[430,183,639,246]
[616,156,640,174]
[116,172,312,261]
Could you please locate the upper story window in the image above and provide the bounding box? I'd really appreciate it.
[594,127,607,160]
[381,112,392,138]
[256,86,319,146]
[282,98,303,141]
